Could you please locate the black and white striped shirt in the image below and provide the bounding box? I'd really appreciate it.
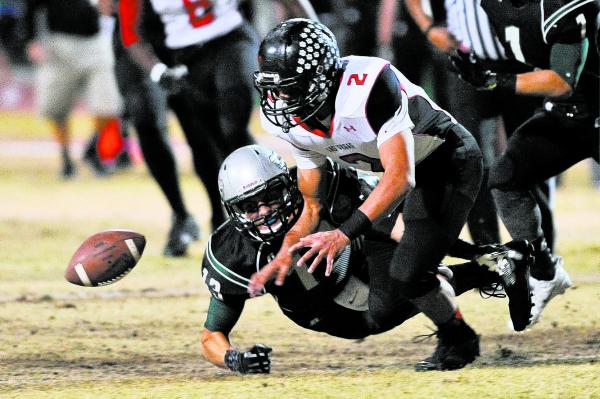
[445,0,507,60]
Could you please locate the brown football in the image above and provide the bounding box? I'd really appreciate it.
[65,230,145,287]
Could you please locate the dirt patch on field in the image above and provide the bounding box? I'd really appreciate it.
[2,291,599,390]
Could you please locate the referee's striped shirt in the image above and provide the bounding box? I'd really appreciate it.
[445,0,507,60]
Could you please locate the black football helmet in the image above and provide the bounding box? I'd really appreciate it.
[218,145,303,242]
[254,18,341,131]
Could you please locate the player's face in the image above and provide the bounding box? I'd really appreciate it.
[238,187,284,235]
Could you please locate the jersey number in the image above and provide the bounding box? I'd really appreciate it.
[347,73,368,85]
[340,153,384,172]
[202,268,223,300]
[504,26,526,63]
[183,0,215,28]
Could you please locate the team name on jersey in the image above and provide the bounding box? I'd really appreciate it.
[325,143,356,152]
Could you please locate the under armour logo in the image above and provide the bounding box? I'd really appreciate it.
[343,125,357,132]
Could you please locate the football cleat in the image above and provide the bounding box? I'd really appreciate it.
[61,157,77,180]
[529,256,572,326]
[415,318,480,371]
[477,240,534,331]
[163,214,201,257]
[82,135,112,177]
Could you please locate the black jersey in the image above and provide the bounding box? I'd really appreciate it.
[201,162,384,326]
[481,0,600,110]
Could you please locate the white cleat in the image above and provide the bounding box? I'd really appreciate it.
[528,257,572,326]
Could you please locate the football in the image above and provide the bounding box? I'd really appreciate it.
[65,230,146,287]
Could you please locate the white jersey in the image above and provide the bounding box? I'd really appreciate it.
[260,56,456,179]
[149,0,242,49]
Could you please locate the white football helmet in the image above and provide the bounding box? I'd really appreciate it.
[218,145,302,242]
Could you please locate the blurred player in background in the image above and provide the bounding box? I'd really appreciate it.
[451,0,599,326]
[118,0,318,242]
[200,145,532,374]
[111,0,201,257]
[24,0,123,179]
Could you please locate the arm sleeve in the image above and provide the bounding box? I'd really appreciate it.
[119,0,142,47]
[549,40,588,88]
[365,65,415,148]
[203,296,246,337]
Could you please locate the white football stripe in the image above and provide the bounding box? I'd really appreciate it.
[74,263,93,287]
[124,239,140,262]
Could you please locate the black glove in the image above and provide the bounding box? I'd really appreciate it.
[449,50,516,94]
[150,63,189,94]
[224,344,272,374]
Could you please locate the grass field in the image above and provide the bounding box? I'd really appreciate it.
[1,110,599,399]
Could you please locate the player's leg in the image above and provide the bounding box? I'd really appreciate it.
[500,95,558,253]
[211,22,257,153]
[114,49,199,256]
[489,111,595,325]
[168,92,226,231]
[389,125,484,371]
[447,75,501,245]
[36,38,83,179]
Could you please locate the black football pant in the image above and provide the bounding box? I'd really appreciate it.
[114,44,191,221]
[169,21,258,228]
[489,110,600,246]
[446,72,558,248]
[291,258,499,339]
[366,125,483,329]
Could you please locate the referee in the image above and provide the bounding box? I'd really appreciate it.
[405,0,556,250]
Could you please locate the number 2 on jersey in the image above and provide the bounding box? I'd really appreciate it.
[183,0,214,28]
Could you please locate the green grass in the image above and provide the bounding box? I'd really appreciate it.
[1,111,600,398]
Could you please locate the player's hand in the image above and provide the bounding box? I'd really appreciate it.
[449,49,498,90]
[248,252,293,295]
[426,26,458,53]
[289,229,350,276]
[150,63,189,94]
[224,344,272,374]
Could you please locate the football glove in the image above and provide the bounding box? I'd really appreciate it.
[449,50,516,94]
[150,63,189,94]
[224,344,272,374]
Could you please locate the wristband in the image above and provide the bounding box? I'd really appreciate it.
[149,62,167,83]
[495,73,517,95]
[224,349,243,373]
[339,209,372,240]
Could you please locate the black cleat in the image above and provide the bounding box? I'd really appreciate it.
[477,240,534,331]
[415,318,480,371]
[82,134,112,177]
[115,149,133,170]
[163,214,201,257]
[60,157,77,180]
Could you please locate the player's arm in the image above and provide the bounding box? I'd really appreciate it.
[118,0,188,91]
[291,66,414,274]
[200,295,272,374]
[451,8,589,98]
[405,0,457,52]
[249,165,325,292]
[513,39,586,97]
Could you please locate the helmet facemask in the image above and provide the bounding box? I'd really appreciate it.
[224,175,302,242]
[255,65,334,131]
